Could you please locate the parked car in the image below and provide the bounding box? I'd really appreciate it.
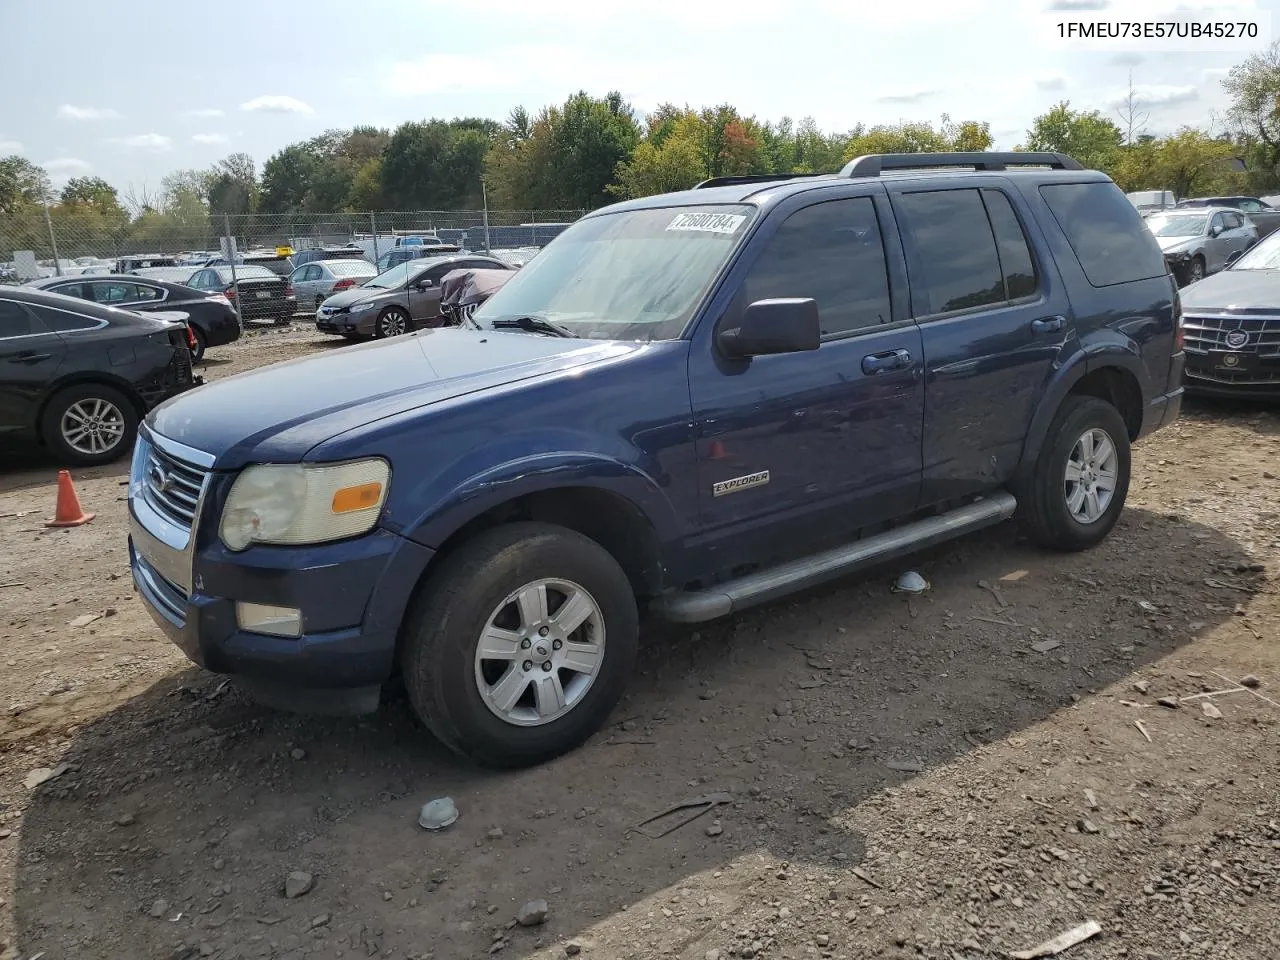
[186,264,296,324]
[1176,196,1280,238]
[315,254,513,339]
[1127,189,1177,217]
[290,259,379,312]
[1,285,199,465]
[1179,226,1280,398]
[204,252,295,277]
[115,254,178,272]
[1145,207,1257,285]
[131,266,202,285]
[290,246,370,269]
[26,274,241,362]
[373,245,464,273]
[128,151,1183,769]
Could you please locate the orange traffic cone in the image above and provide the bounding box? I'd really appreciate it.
[45,470,95,528]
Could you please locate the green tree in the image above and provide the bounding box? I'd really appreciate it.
[1022,101,1124,172]
[259,143,321,214]
[57,175,130,238]
[0,155,51,217]
[609,113,708,198]
[1222,41,1280,191]
[548,91,641,208]
[206,153,257,217]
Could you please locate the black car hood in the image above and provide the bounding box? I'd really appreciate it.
[1181,269,1280,311]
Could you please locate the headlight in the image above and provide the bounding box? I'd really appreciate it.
[219,459,390,552]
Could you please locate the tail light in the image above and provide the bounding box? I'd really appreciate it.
[332,278,355,292]
[1173,291,1184,352]
[284,283,295,297]
[223,285,237,299]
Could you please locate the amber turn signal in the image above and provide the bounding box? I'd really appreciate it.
[331,482,383,514]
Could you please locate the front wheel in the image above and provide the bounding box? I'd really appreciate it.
[1187,256,1206,284]
[400,522,639,768]
[375,307,409,338]
[1019,395,1131,551]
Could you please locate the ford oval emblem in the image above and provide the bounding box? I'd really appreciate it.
[1225,329,1250,349]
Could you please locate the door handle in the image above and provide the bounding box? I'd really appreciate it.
[8,352,53,363]
[861,348,912,375]
[1031,316,1064,334]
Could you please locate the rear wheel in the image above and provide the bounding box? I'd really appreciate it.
[190,326,206,363]
[1187,255,1206,284]
[399,522,638,768]
[1019,396,1130,551]
[40,383,139,467]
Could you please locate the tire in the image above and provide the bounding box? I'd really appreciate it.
[399,522,639,769]
[1187,256,1206,284]
[40,383,139,467]
[1019,395,1131,552]
[375,307,409,338]
[190,326,206,364]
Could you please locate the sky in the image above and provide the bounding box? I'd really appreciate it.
[1,0,1274,199]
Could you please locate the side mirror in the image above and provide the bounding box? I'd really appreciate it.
[415,278,433,289]
[717,298,821,360]
[1210,225,1223,237]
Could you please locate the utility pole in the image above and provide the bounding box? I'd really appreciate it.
[44,202,62,276]
[481,178,492,254]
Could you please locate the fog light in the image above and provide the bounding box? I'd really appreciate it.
[236,602,302,638]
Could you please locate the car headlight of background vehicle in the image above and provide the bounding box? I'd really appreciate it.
[219,459,390,551]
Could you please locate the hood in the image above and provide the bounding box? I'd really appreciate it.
[321,285,397,309]
[147,328,641,469]
[1180,268,1280,311]
[1155,235,1199,253]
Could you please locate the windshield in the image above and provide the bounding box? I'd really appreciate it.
[1229,230,1280,270]
[364,260,427,289]
[1147,214,1206,238]
[329,260,377,277]
[472,204,755,341]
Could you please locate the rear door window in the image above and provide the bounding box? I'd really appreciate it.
[981,189,1039,300]
[30,305,104,333]
[1039,181,1167,287]
[0,299,43,338]
[895,188,1005,315]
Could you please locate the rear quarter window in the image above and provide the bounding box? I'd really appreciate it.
[1040,182,1167,287]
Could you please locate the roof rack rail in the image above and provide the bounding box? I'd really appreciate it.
[840,152,1083,178]
[694,173,830,189]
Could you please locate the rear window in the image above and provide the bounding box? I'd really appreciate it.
[1039,182,1167,287]
[246,258,293,276]
[218,265,276,281]
[329,260,377,276]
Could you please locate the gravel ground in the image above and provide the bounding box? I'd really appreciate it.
[0,328,1277,960]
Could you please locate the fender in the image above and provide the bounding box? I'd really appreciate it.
[397,451,684,553]
[1016,339,1150,482]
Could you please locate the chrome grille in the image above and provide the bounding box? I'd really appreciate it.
[144,442,209,528]
[1182,313,1280,355]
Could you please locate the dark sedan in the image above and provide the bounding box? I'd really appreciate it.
[1180,228,1280,400]
[26,274,240,362]
[315,254,514,339]
[0,286,200,465]
[186,265,297,324]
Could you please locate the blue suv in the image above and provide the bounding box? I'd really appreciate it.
[128,152,1184,768]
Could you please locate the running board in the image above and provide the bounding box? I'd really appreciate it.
[652,492,1018,623]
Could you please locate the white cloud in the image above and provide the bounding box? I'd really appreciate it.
[1035,74,1069,91]
[240,95,313,114]
[1118,84,1200,109]
[191,133,229,145]
[877,89,938,104]
[107,133,173,152]
[182,108,224,118]
[43,157,92,175]
[0,139,22,153]
[58,104,122,121]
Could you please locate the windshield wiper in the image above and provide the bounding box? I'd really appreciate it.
[490,316,576,338]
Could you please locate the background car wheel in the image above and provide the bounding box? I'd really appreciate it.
[1188,256,1205,283]
[40,383,139,467]
[190,326,206,363]
[1018,395,1131,552]
[375,307,409,338]
[399,522,639,769]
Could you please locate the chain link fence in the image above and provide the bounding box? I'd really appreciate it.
[0,209,586,279]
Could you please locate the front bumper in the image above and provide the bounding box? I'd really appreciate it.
[128,436,433,707]
[316,307,375,335]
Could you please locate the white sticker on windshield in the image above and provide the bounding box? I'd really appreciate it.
[666,212,747,235]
